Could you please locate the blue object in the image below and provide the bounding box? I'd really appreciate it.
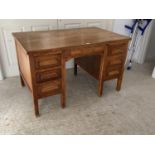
[125,19,152,35]
[125,19,138,33]
[138,19,152,35]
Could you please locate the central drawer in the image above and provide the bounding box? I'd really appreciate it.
[65,45,105,60]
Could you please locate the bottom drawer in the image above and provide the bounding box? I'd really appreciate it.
[104,66,122,80]
[37,79,61,98]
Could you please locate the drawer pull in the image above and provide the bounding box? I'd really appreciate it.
[36,69,61,83]
[108,70,119,76]
[109,60,122,65]
[107,43,127,56]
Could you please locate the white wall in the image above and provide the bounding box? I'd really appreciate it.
[113,19,131,36]
[0,48,4,80]
[145,20,155,61]
[0,62,4,80]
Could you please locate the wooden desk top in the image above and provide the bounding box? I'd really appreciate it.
[13,27,130,53]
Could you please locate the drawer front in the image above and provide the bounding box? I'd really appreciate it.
[107,43,127,56]
[35,54,61,69]
[36,69,61,83]
[37,80,61,97]
[65,46,104,60]
[107,55,124,67]
[105,66,122,79]
[105,55,125,80]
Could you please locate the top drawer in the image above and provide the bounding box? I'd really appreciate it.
[34,54,61,69]
[107,42,128,56]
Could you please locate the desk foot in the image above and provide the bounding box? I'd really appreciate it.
[33,98,40,117]
[98,81,103,97]
[74,63,77,76]
[116,77,122,91]
[20,75,25,87]
[61,94,66,108]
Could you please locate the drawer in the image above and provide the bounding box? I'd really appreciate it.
[35,54,61,69]
[107,55,124,67]
[107,43,127,56]
[36,68,61,83]
[37,80,61,97]
[105,66,122,79]
[65,46,104,60]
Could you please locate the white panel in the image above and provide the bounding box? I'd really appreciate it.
[2,27,25,66]
[31,25,51,31]
[58,19,85,29]
[85,20,106,29]
[87,22,102,28]
[0,62,4,80]
[63,23,81,29]
[1,27,28,76]
[0,19,58,77]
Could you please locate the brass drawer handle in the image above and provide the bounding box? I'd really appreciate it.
[108,70,119,76]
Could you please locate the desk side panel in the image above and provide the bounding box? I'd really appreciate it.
[75,55,101,80]
[15,40,32,90]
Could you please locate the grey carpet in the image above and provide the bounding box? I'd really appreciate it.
[0,62,155,134]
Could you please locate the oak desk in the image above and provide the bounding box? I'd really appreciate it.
[13,27,130,116]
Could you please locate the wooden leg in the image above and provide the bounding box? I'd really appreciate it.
[116,76,123,91]
[20,75,25,87]
[98,54,106,97]
[61,56,66,108]
[74,62,77,76]
[61,93,66,108]
[33,97,39,117]
[98,80,103,97]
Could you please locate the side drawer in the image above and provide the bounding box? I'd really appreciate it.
[36,68,61,83]
[107,42,127,56]
[37,79,61,97]
[107,55,124,67]
[35,54,61,69]
[104,66,122,80]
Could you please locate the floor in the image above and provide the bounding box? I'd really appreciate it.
[0,62,155,135]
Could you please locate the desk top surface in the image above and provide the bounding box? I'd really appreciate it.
[13,27,130,53]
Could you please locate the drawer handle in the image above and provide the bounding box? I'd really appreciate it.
[110,60,122,65]
[40,72,58,80]
[108,70,119,76]
[112,49,123,54]
[71,50,82,56]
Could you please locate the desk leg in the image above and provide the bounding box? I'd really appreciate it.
[33,97,39,117]
[98,54,105,97]
[116,64,125,91]
[61,56,66,108]
[20,74,25,87]
[74,61,77,76]
[116,74,123,91]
